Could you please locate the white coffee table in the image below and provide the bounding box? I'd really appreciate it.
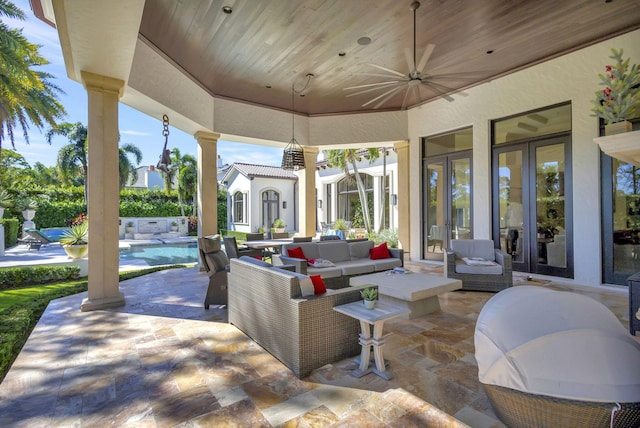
[350,272,462,319]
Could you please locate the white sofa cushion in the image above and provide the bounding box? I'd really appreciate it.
[349,240,374,260]
[451,239,496,261]
[455,261,503,275]
[371,257,403,271]
[337,259,375,276]
[306,266,343,279]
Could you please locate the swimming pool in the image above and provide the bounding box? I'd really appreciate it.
[119,241,199,266]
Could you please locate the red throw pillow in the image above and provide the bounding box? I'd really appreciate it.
[309,275,327,294]
[287,246,306,260]
[370,242,391,260]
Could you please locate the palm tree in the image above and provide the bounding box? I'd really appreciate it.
[324,148,380,232]
[46,122,88,202]
[118,143,142,190]
[177,153,197,216]
[0,0,66,151]
[29,162,60,186]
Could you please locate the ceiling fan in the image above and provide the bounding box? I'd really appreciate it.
[344,1,467,110]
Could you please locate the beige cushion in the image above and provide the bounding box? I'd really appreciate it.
[455,260,502,275]
[338,260,375,276]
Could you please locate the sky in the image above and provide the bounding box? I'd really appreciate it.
[4,0,284,169]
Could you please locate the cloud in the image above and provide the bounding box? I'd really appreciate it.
[121,130,152,137]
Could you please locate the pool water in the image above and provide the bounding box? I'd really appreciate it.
[119,242,199,266]
[40,228,70,241]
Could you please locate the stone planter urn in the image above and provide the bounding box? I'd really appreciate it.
[22,209,35,221]
[63,244,88,259]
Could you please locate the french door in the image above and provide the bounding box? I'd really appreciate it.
[492,135,572,277]
[423,152,472,260]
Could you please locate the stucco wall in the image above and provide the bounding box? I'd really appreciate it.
[407,29,640,286]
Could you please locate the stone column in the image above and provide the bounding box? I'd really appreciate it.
[394,141,410,255]
[195,131,219,237]
[80,71,125,311]
[298,146,319,237]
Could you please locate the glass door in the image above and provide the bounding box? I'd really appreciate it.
[493,137,572,276]
[424,153,472,260]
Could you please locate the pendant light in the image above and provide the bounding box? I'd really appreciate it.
[281,74,313,170]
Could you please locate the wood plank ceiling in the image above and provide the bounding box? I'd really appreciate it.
[138,0,640,116]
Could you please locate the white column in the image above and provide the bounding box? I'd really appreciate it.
[394,141,410,254]
[297,146,319,237]
[80,71,125,311]
[195,131,219,237]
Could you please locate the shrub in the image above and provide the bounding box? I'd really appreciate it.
[0,265,81,290]
[0,218,19,248]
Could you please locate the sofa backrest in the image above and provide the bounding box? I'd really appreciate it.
[318,241,351,262]
[451,239,496,261]
[282,242,320,260]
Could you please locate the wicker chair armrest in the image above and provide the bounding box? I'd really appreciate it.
[494,249,512,271]
[388,248,404,265]
[276,255,308,274]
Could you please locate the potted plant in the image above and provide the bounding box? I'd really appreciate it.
[171,220,179,231]
[360,287,378,309]
[15,197,38,221]
[592,48,640,135]
[272,218,286,233]
[60,221,89,259]
[125,221,135,233]
[0,190,12,219]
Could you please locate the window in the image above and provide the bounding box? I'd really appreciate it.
[326,184,332,223]
[337,173,374,226]
[233,192,245,223]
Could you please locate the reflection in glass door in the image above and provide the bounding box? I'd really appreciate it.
[424,154,472,260]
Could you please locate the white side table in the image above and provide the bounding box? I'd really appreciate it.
[333,300,409,380]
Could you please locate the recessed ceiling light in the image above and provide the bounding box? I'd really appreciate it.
[486,49,494,54]
[222,6,232,14]
[338,51,346,57]
[265,85,272,89]
[357,37,371,46]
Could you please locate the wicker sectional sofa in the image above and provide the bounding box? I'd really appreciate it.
[227,257,375,378]
[273,240,404,288]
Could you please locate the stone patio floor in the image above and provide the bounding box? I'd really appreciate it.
[0,260,632,427]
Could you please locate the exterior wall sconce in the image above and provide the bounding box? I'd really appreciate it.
[283,201,287,209]
[391,194,398,205]
[317,200,322,208]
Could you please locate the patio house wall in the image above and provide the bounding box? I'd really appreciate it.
[407,29,640,287]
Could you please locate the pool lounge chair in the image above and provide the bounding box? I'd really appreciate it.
[18,228,56,250]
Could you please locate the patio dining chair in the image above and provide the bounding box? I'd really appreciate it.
[245,232,264,241]
[222,236,262,260]
[292,236,312,243]
[198,235,229,309]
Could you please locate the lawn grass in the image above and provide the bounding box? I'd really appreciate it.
[0,265,188,383]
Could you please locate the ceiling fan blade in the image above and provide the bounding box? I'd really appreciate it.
[421,82,455,102]
[344,81,404,91]
[426,80,468,97]
[346,82,403,97]
[358,72,410,81]
[416,44,435,73]
[401,86,412,110]
[366,63,407,78]
[413,85,422,105]
[373,86,406,109]
[426,71,488,80]
[404,47,416,73]
[362,85,407,107]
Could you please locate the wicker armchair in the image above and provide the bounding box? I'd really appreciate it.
[445,239,512,292]
[228,257,370,378]
[198,235,229,309]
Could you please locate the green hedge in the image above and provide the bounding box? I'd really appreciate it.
[0,218,19,248]
[0,265,81,290]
